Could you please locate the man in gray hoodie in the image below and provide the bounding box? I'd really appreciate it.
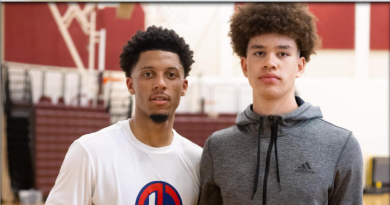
[198,3,363,205]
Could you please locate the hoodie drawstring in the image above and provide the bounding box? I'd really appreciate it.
[274,120,281,190]
[252,117,281,204]
[262,117,281,205]
[252,118,263,200]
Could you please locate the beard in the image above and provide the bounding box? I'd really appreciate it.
[149,114,169,123]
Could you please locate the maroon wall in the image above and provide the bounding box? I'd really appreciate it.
[4,3,144,70]
[370,3,390,50]
[4,3,388,69]
[96,6,145,71]
[307,3,355,49]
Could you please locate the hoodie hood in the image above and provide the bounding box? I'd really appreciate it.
[236,96,323,137]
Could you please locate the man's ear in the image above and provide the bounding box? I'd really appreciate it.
[181,79,188,96]
[296,57,306,78]
[126,77,135,95]
[241,57,248,78]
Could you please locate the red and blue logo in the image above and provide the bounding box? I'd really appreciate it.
[135,181,183,205]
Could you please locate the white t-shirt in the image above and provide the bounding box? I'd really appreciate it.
[46,119,203,205]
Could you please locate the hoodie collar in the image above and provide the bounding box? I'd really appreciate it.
[235,96,323,137]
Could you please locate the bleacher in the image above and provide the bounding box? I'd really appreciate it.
[34,103,110,196]
[174,113,236,147]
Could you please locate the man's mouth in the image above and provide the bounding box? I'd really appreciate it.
[153,98,166,101]
[150,94,169,105]
[259,73,280,83]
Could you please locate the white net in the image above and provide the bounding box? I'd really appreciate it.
[144,3,189,29]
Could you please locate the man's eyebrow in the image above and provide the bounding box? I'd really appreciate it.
[249,45,294,50]
[140,66,154,70]
[249,45,266,49]
[167,67,181,71]
[140,66,181,70]
[277,45,293,49]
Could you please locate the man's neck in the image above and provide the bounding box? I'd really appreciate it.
[252,92,298,116]
[129,112,174,148]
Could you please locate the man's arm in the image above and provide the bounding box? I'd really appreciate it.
[329,133,363,205]
[45,140,94,205]
[197,137,223,205]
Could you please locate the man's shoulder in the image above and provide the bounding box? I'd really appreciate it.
[76,121,128,151]
[201,124,245,151]
[310,118,353,142]
[209,124,241,142]
[175,131,203,161]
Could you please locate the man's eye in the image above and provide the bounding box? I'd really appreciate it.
[254,52,264,56]
[143,72,152,77]
[168,73,177,78]
[279,52,289,57]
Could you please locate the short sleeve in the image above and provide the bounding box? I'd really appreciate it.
[45,140,95,205]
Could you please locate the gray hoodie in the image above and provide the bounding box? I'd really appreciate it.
[198,97,363,205]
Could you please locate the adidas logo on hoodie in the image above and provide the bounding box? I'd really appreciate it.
[295,161,315,174]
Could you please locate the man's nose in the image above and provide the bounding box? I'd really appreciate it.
[263,54,277,69]
[153,75,167,90]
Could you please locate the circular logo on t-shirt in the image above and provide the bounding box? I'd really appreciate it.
[135,181,183,205]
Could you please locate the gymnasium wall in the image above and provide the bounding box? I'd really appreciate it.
[2,3,389,187]
[4,3,144,71]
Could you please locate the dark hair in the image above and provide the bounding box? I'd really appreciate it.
[229,3,321,62]
[120,26,194,77]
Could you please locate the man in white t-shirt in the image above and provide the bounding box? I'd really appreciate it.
[46,26,202,205]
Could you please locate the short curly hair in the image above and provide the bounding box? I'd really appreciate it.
[120,26,194,77]
[229,3,321,62]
